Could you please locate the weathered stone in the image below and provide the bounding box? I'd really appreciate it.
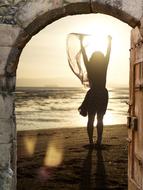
[0,0,20,25]
[63,0,90,5]
[23,8,66,36]
[0,47,11,75]
[13,0,23,4]
[5,76,16,91]
[139,16,143,37]
[0,118,15,143]
[11,139,17,190]
[0,76,16,92]
[0,5,9,16]
[0,0,142,26]
[0,93,14,119]
[15,0,63,28]
[0,24,22,47]
[0,168,13,190]
[0,143,11,168]
[0,0,13,5]
[91,0,141,27]
[0,76,6,91]
[12,28,30,48]
[122,0,143,21]
[1,15,16,25]
[64,1,91,15]
[6,47,22,74]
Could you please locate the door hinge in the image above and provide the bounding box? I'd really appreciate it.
[127,116,138,130]
[135,84,143,91]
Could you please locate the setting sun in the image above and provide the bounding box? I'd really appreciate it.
[83,35,108,58]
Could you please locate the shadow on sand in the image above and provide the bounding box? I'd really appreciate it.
[80,145,107,190]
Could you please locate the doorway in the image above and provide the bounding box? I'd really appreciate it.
[16,14,130,189]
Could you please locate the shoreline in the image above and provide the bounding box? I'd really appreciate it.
[17,123,127,133]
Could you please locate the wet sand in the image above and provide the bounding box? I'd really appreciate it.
[17,125,128,190]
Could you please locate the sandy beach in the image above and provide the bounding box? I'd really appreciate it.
[17,124,128,190]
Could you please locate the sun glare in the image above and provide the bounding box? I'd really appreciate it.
[83,35,108,58]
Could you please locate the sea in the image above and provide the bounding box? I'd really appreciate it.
[15,87,129,131]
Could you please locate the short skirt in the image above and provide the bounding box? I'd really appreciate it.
[79,88,108,116]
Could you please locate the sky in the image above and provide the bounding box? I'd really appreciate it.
[17,14,131,87]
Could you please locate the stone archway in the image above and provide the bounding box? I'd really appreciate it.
[0,1,143,189]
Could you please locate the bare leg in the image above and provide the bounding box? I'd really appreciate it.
[87,114,95,145]
[96,114,104,145]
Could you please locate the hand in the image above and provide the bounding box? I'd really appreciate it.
[107,35,112,41]
[79,34,84,42]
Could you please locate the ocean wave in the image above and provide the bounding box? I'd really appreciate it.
[16,118,62,122]
[15,87,129,130]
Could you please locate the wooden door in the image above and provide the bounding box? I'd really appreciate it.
[128,26,143,190]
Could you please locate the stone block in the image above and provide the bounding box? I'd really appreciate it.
[0,168,13,190]
[122,0,143,21]
[0,143,11,168]
[13,0,23,4]
[0,118,16,143]
[0,76,16,92]
[0,93,14,119]
[0,25,22,47]
[91,0,141,27]
[64,0,91,15]
[15,0,63,28]
[0,0,11,6]
[63,0,90,4]
[6,47,22,73]
[10,139,17,189]
[91,0,123,18]
[12,29,30,49]
[0,47,11,75]
[6,76,16,92]
[92,0,121,6]
[0,4,9,16]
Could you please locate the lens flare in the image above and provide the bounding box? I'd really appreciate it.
[44,136,64,167]
[23,136,37,156]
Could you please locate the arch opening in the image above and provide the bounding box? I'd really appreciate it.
[15,13,130,189]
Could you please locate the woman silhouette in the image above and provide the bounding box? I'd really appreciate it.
[78,35,112,146]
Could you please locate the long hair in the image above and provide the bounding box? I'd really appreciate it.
[89,51,105,65]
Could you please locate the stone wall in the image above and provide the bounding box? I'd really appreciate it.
[0,0,143,26]
[0,0,143,189]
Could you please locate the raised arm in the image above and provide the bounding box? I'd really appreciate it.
[79,35,89,70]
[105,35,112,64]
